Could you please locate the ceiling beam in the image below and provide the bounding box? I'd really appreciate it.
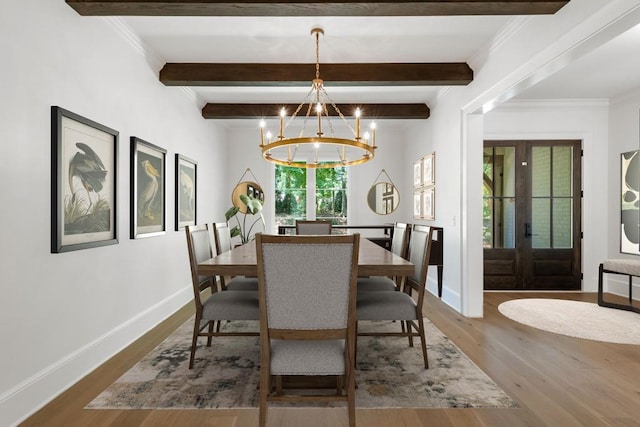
[161,63,473,87]
[202,103,430,119]
[66,1,570,16]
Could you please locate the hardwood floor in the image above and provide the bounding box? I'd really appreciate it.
[22,292,640,426]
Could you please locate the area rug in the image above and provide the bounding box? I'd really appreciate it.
[498,298,640,345]
[87,318,517,410]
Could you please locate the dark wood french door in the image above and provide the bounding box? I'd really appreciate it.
[483,140,582,290]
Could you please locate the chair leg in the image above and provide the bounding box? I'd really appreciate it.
[407,321,414,347]
[259,368,270,427]
[189,317,200,369]
[416,317,429,369]
[347,363,356,427]
[207,321,214,346]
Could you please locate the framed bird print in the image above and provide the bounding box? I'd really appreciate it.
[131,137,166,239]
[51,106,118,253]
[175,154,197,231]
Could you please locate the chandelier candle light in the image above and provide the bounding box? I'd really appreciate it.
[259,27,377,169]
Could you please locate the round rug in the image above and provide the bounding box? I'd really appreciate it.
[498,298,640,345]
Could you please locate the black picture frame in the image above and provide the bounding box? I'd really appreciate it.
[131,137,167,239]
[51,106,118,253]
[175,154,197,230]
[620,150,640,255]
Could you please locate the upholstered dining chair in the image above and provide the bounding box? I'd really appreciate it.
[295,219,333,235]
[356,224,434,369]
[185,224,259,369]
[357,222,411,292]
[255,233,359,427]
[212,222,259,291]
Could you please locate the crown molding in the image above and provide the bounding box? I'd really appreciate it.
[493,98,610,112]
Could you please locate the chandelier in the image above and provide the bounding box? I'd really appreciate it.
[259,28,377,169]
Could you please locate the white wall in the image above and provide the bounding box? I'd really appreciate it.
[0,2,228,425]
[484,100,611,291]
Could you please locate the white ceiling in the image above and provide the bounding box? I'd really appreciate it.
[121,15,640,109]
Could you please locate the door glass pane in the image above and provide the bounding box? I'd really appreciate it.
[483,146,515,248]
[532,198,551,248]
[553,198,572,248]
[494,197,516,248]
[483,198,493,248]
[553,147,572,197]
[496,147,516,197]
[532,147,551,197]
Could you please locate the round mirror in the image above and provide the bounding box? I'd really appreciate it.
[231,181,265,214]
[367,182,399,215]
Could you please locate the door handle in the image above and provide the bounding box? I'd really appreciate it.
[525,223,538,238]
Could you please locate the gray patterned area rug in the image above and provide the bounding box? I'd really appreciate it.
[87,318,517,410]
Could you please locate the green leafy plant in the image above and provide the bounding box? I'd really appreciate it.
[225,194,265,244]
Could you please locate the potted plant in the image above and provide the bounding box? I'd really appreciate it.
[225,194,265,244]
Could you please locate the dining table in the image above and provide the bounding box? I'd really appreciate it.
[197,235,414,278]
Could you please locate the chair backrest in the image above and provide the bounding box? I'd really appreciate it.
[405,225,434,306]
[185,224,216,309]
[256,233,359,336]
[390,222,411,259]
[213,221,233,254]
[295,220,333,235]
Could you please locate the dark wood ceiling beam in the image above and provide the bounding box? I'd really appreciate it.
[66,1,570,16]
[161,63,473,86]
[202,103,430,119]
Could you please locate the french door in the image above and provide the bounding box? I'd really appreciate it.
[483,140,582,290]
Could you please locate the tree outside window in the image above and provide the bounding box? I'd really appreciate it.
[275,164,348,231]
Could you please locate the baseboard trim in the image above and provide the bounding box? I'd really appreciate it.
[0,286,192,427]
[427,277,461,314]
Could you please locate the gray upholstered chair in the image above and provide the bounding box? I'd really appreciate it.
[212,222,259,291]
[357,222,411,292]
[255,233,359,427]
[356,224,434,369]
[185,224,259,369]
[295,219,333,235]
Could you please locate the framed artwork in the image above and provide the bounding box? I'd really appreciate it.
[621,150,640,255]
[413,191,422,219]
[422,152,435,186]
[51,106,118,253]
[131,137,166,239]
[423,186,435,220]
[175,154,197,230]
[413,159,422,188]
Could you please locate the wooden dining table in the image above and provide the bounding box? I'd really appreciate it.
[197,235,414,278]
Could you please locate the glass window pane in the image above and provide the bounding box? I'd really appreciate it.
[483,198,493,248]
[532,198,551,248]
[275,165,307,229]
[553,198,572,248]
[493,198,516,249]
[532,147,551,197]
[483,147,494,196]
[553,146,572,197]
[495,147,516,197]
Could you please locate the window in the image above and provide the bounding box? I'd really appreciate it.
[275,164,348,230]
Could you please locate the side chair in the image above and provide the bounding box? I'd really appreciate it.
[357,222,411,292]
[255,233,359,427]
[356,224,434,369]
[295,219,333,235]
[185,224,259,369]
[212,221,259,291]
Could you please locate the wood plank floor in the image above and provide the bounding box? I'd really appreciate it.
[22,292,640,426]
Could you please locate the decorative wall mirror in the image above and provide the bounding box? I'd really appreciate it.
[367,169,400,215]
[231,169,265,214]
